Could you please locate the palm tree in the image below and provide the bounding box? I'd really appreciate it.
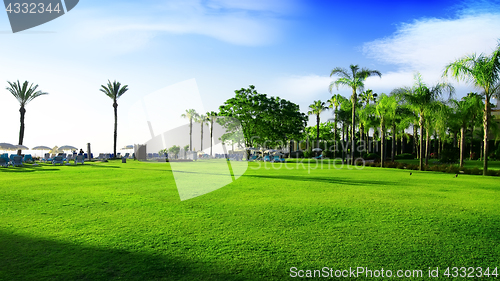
[206,111,218,156]
[393,73,454,170]
[444,43,500,175]
[327,94,343,157]
[307,100,328,148]
[195,114,208,152]
[6,80,48,155]
[100,80,129,158]
[329,65,382,163]
[375,94,397,167]
[358,89,378,143]
[181,109,198,151]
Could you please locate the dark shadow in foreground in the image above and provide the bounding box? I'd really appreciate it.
[0,231,245,281]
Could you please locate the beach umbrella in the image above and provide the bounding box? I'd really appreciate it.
[15,145,29,150]
[0,143,16,150]
[32,145,52,158]
[32,145,52,150]
[312,148,323,152]
[59,145,78,151]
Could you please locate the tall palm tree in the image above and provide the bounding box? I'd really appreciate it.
[6,80,48,155]
[327,94,343,157]
[195,114,208,152]
[206,111,218,156]
[329,65,382,163]
[307,100,328,148]
[358,89,378,143]
[444,43,500,175]
[394,73,454,170]
[181,109,198,151]
[100,80,129,158]
[375,94,397,167]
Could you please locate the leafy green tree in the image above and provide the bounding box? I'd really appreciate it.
[443,42,500,174]
[307,100,328,148]
[219,86,306,156]
[393,73,454,170]
[181,109,198,151]
[329,65,381,163]
[100,80,129,158]
[6,80,48,155]
[168,145,181,159]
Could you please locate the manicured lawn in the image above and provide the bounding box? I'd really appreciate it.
[0,160,499,280]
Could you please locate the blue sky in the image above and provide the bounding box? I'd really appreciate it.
[0,0,499,154]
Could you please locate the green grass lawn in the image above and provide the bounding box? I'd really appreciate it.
[1,160,499,280]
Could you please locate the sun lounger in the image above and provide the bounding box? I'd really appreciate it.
[52,156,64,165]
[23,154,33,163]
[263,155,271,162]
[12,156,23,167]
[75,155,85,165]
[0,158,8,167]
[274,156,286,163]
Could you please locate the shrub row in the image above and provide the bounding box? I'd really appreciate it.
[364,161,500,176]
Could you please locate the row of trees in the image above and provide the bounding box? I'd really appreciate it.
[180,109,218,155]
[310,41,500,175]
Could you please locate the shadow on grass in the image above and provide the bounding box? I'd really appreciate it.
[245,174,394,186]
[0,167,61,173]
[0,231,244,281]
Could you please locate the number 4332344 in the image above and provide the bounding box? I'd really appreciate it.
[6,3,62,14]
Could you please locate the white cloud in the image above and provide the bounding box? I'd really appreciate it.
[363,14,500,71]
[62,0,296,52]
[362,12,500,95]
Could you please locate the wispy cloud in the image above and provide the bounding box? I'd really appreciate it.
[362,5,500,93]
[65,0,297,53]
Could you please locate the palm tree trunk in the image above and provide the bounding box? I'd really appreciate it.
[425,128,430,166]
[380,123,385,168]
[342,122,345,163]
[469,126,474,160]
[413,125,418,156]
[419,116,424,170]
[351,90,357,164]
[333,116,337,158]
[18,106,26,155]
[438,138,442,159]
[113,101,118,158]
[460,126,465,167]
[483,99,490,175]
[391,123,396,162]
[200,122,204,151]
[316,115,320,148]
[401,134,405,155]
[210,119,214,156]
[189,118,193,151]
